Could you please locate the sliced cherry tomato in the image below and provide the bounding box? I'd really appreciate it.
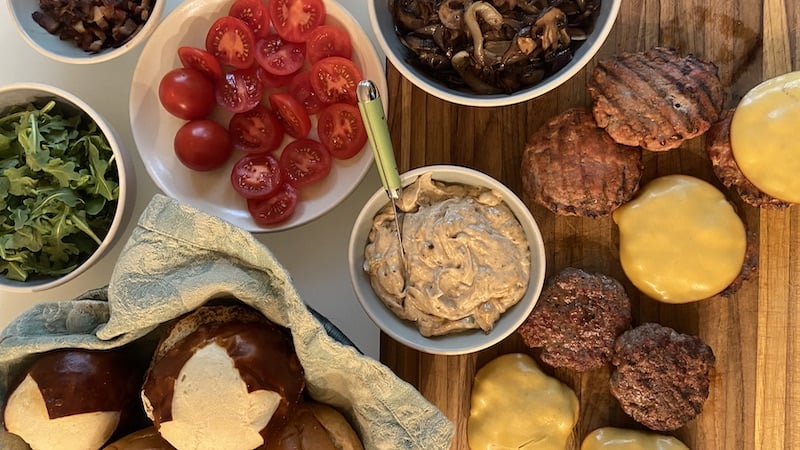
[228,105,284,153]
[309,56,362,104]
[288,71,324,115]
[229,0,271,39]
[158,68,215,120]
[215,67,264,113]
[279,138,332,187]
[257,66,294,88]
[254,34,306,76]
[205,16,256,69]
[178,46,223,81]
[174,120,233,171]
[231,153,283,199]
[306,25,352,64]
[317,103,368,159]
[268,0,325,43]
[269,92,312,139]
[247,183,298,225]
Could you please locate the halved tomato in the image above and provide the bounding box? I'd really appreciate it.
[288,71,324,115]
[268,0,325,43]
[269,92,312,138]
[229,105,284,153]
[216,67,264,113]
[309,56,362,104]
[279,138,332,187]
[205,16,256,69]
[255,34,306,76]
[317,103,368,159]
[178,46,223,81]
[247,183,299,225]
[231,153,283,199]
[257,66,295,88]
[229,0,271,39]
[306,25,352,64]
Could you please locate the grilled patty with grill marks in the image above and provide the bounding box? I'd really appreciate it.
[588,47,725,152]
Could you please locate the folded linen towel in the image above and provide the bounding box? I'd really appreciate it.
[0,194,454,450]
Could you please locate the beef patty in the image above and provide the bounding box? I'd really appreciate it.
[521,107,644,217]
[706,108,791,209]
[517,267,632,372]
[610,323,715,431]
[588,47,725,152]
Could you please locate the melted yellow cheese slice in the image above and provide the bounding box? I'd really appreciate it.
[612,175,746,303]
[731,71,800,203]
[581,427,689,450]
[468,353,579,450]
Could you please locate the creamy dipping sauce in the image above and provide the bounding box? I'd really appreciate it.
[363,173,530,337]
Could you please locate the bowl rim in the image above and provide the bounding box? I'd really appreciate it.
[348,164,546,355]
[0,82,131,292]
[367,0,622,107]
[5,0,165,64]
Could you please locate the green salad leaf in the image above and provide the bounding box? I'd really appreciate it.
[0,99,119,281]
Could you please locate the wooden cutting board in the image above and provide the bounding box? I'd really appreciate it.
[379,0,799,448]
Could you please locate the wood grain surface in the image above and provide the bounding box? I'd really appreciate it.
[378,0,799,448]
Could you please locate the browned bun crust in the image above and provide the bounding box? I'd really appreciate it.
[103,427,175,449]
[521,107,643,217]
[588,47,724,151]
[265,401,363,450]
[705,108,791,209]
[142,304,305,445]
[18,349,140,419]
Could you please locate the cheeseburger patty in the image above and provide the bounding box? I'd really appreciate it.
[706,109,791,209]
[517,267,632,371]
[588,47,725,151]
[521,107,644,217]
[610,323,715,431]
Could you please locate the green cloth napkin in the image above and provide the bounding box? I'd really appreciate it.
[0,194,454,450]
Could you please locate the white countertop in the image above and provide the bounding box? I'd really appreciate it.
[0,0,382,358]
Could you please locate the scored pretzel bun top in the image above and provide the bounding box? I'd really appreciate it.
[3,349,140,450]
[266,401,364,450]
[141,304,305,450]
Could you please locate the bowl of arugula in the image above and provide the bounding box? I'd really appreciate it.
[0,83,134,292]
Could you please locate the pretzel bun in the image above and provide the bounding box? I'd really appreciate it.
[3,349,140,450]
[141,304,305,450]
[266,402,363,450]
[103,427,174,449]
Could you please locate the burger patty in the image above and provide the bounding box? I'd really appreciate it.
[588,47,725,151]
[706,108,791,209]
[520,107,644,217]
[517,267,632,372]
[708,229,758,300]
[610,323,715,431]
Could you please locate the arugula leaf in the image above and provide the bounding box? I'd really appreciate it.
[0,99,119,281]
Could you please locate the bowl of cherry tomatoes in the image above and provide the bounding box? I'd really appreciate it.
[129,0,387,231]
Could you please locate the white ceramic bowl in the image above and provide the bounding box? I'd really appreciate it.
[129,0,386,232]
[0,83,134,292]
[348,165,546,355]
[6,0,164,64]
[368,0,620,107]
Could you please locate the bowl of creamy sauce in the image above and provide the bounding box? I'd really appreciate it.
[348,165,546,355]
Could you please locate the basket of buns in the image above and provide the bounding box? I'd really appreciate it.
[0,195,455,450]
